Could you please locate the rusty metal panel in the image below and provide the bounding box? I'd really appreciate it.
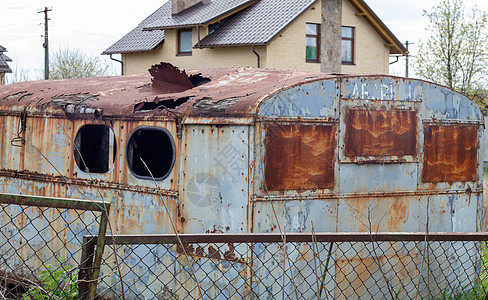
[423,125,478,183]
[345,109,417,157]
[180,125,249,234]
[253,200,338,233]
[339,163,418,193]
[264,123,335,191]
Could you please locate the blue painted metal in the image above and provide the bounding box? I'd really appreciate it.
[0,71,483,298]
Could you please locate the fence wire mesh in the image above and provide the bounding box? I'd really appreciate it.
[0,196,108,300]
[92,234,488,300]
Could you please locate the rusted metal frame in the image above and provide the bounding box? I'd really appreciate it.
[87,210,110,300]
[85,232,488,245]
[254,188,483,201]
[0,169,179,197]
[78,236,96,299]
[341,98,423,103]
[339,99,420,166]
[246,124,255,296]
[256,117,339,123]
[0,192,110,212]
[422,118,483,125]
[0,110,177,122]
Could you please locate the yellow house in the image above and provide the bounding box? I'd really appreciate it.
[103,0,406,75]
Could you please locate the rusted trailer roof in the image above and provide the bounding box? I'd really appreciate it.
[0,65,339,120]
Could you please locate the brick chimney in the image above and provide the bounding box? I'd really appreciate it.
[320,0,342,73]
[172,0,208,14]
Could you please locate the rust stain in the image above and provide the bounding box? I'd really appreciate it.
[264,123,335,191]
[345,109,417,157]
[175,243,245,263]
[423,125,478,183]
[334,253,418,299]
[386,200,409,231]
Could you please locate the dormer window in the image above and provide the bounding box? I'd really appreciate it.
[178,29,193,55]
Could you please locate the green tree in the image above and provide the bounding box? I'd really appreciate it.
[415,0,488,99]
[49,47,114,79]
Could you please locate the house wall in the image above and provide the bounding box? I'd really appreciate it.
[265,0,390,74]
[123,27,265,74]
[341,0,390,74]
[122,0,391,75]
[265,0,322,72]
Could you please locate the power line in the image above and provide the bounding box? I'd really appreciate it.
[1,19,42,28]
[50,25,114,38]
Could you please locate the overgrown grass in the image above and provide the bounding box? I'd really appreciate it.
[436,242,488,299]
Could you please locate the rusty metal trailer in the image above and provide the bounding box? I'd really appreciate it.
[0,63,483,298]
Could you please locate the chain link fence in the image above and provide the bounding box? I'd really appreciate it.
[0,193,110,300]
[0,193,487,300]
[84,233,488,300]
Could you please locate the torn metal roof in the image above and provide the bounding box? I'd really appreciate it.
[0,65,340,120]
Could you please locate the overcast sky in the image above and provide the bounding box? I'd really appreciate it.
[1,0,487,81]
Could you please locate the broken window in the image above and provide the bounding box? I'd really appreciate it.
[423,125,478,182]
[265,123,336,191]
[74,124,116,173]
[127,127,175,180]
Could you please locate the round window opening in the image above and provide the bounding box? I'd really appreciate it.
[126,127,175,180]
[74,124,117,173]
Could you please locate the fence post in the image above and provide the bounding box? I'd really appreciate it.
[79,236,95,299]
[87,210,110,300]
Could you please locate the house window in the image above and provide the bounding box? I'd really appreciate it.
[341,26,354,64]
[178,29,192,55]
[126,127,175,180]
[74,124,116,173]
[306,23,320,62]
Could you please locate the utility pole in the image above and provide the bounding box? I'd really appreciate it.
[405,40,414,78]
[39,7,52,80]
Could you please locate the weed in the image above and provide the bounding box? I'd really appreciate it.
[22,259,78,300]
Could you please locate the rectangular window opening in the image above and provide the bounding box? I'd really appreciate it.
[178,29,193,55]
[341,26,354,64]
[306,23,320,63]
